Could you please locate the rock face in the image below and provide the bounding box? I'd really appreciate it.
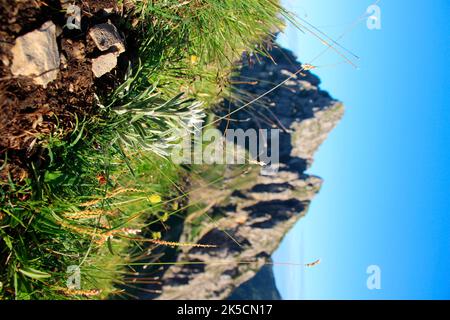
[10,21,60,87]
[228,260,282,300]
[155,44,344,300]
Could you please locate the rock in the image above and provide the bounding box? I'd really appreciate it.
[91,52,117,78]
[228,261,282,300]
[89,22,125,77]
[64,4,81,30]
[88,22,125,54]
[10,21,60,88]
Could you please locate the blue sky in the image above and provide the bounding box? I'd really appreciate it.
[273,0,450,299]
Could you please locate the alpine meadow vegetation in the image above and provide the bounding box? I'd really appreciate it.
[0,0,299,299]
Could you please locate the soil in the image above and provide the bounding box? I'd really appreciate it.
[0,0,133,183]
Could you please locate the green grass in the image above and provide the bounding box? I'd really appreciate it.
[0,0,292,299]
[0,107,184,299]
[121,0,290,105]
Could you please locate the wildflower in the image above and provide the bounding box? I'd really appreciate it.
[152,231,162,240]
[148,194,162,204]
[160,212,169,222]
[96,174,107,185]
[190,55,199,65]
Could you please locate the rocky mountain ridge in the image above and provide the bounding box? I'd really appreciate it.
[155,43,344,299]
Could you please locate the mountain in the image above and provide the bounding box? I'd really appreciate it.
[228,259,282,300]
[155,43,344,300]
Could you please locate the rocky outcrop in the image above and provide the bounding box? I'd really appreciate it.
[155,43,344,300]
